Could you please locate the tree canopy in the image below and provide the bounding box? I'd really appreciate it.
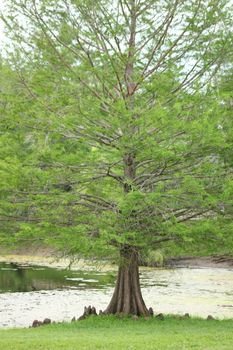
[0,0,232,315]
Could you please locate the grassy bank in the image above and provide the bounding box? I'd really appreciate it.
[0,316,233,350]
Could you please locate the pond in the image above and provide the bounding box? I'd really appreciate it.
[0,262,233,328]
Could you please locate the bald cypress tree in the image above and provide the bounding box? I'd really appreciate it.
[0,0,232,315]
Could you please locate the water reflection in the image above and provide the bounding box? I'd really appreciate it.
[0,262,115,293]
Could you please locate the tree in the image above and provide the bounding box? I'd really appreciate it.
[0,0,232,316]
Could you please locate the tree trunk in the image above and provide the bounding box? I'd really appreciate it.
[104,0,148,318]
[104,247,149,316]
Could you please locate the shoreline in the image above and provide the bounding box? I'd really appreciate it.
[0,254,118,272]
[1,244,233,269]
[0,250,233,270]
[0,245,118,271]
[167,256,233,269]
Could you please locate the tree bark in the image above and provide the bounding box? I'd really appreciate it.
[104,247,149,316]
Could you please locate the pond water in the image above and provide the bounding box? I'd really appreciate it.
[0,262,233,328]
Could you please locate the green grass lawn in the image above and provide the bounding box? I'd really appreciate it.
[0,315,233,350]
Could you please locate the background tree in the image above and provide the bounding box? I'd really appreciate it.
[0,0,232,316]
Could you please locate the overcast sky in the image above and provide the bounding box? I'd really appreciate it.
[0,0,232,52]
[0,0,6,48]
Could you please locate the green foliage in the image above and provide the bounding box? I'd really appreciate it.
[145,249,164,267]
[0,0,232,260]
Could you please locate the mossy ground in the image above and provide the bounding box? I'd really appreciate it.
[0,315,233,350]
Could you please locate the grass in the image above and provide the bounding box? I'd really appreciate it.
[0,315,233,350]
